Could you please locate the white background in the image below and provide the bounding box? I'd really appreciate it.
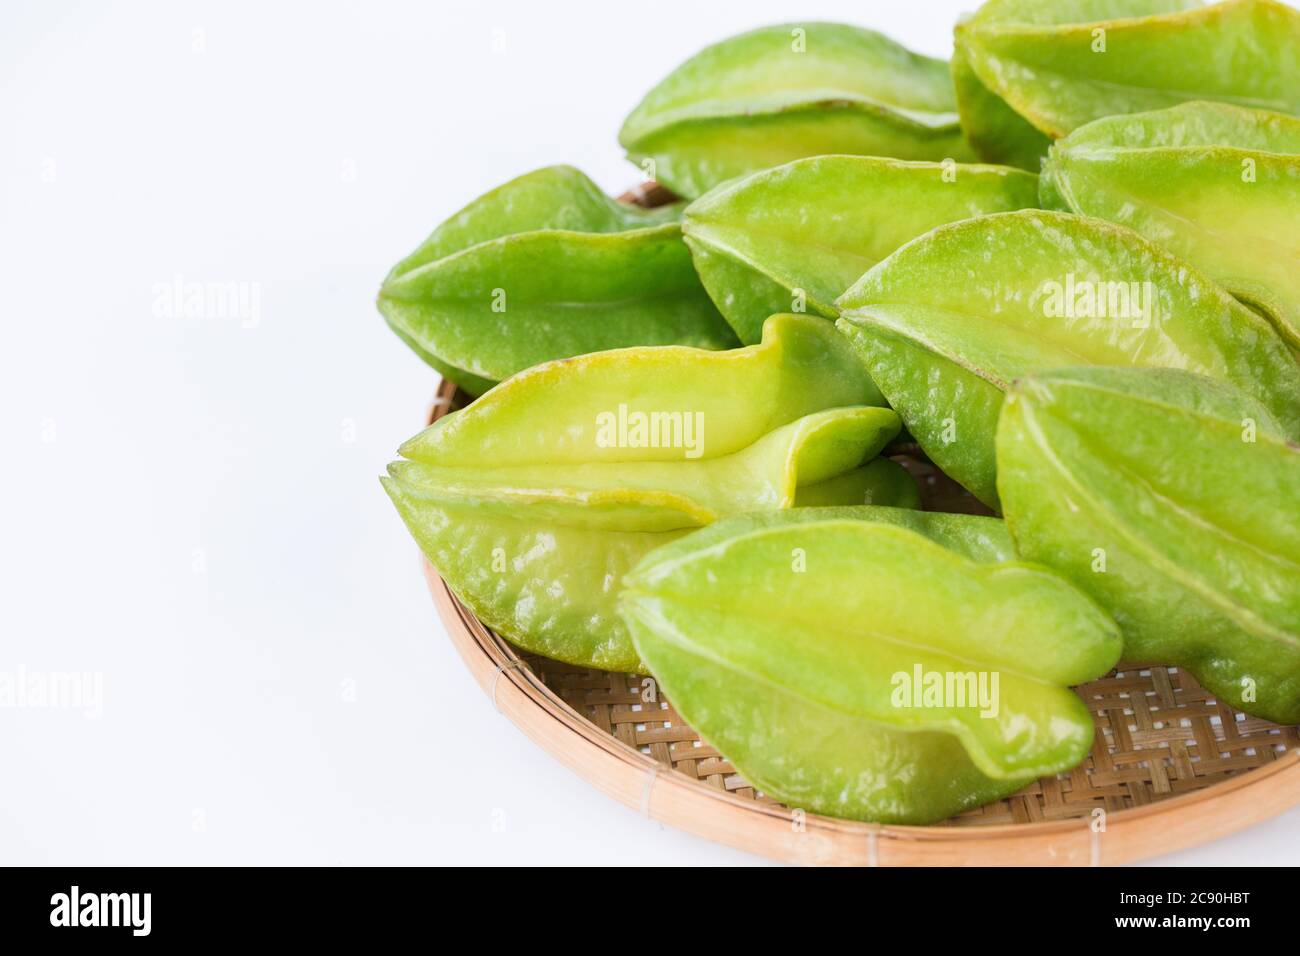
[3,0,1297,865]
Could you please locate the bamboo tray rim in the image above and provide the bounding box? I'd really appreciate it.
[428,558,1300,864]
[419,382,1300,866]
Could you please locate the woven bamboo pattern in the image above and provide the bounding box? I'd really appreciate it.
[431,380,1300,830]
[510,653,1300,826]
[415,182,1300,862]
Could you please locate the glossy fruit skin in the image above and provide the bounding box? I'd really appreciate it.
[954,0,1300,169]
[619,23,975,200]
[377,165,736,396]
[682,155,1040,344]
[997,367,1300,724]
[620,506,1121,824]
[953,0,1200,170]
[1041,101,1300,351]
[836,209,1300,509]
[384,315,902,671]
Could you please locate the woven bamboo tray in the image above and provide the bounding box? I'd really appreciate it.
[415,182,1300,865]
